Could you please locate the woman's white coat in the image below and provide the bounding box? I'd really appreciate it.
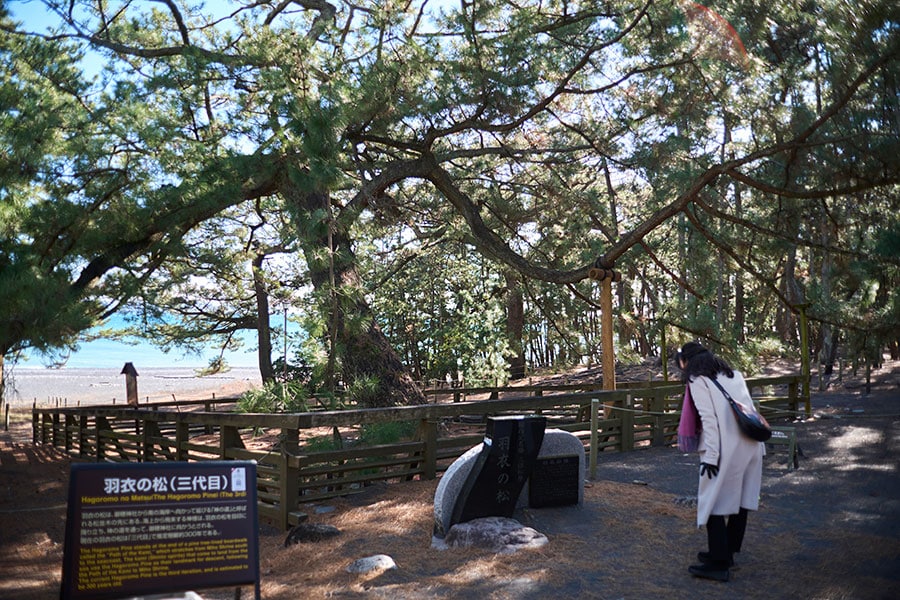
[689,371,764,527]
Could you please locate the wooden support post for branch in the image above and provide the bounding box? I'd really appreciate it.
[600,277,616,417]
[661,324,669,382]
[589,263,619,418]
[620,394,634,451]
[797,303,811,415]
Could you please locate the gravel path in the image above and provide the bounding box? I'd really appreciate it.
[579,388,900,599]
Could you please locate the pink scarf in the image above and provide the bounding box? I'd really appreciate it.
[677,384,701,453]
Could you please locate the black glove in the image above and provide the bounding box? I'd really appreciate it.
[700,462,719,479]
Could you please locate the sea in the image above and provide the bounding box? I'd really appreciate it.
[4,334,262,408]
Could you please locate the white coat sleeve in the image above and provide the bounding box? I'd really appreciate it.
[690,377,720,465]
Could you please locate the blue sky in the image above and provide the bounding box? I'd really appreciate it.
[9,2,334,372]
[64,336,260,369]
[7,2,275,371]
[25,328,262,370]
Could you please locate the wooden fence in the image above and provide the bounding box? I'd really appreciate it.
[32,375,804,531]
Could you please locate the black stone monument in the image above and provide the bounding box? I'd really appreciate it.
[450,415,546,527]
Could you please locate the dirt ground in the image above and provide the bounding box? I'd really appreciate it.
[1,361,898,600]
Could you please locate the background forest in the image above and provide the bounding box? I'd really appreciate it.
[1,0,898,407]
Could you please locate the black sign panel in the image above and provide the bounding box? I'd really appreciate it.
[451,415,546,526]
[528,455,580,508]
[60,461,259,600]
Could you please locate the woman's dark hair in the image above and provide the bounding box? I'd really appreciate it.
[677,342,734,383]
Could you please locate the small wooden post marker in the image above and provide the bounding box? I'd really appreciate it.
[121,362,139,407]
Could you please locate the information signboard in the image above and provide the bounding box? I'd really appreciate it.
[60,461,260,600]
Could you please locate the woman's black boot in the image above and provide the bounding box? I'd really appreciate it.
[688,562,730,582]
[691,515,731,581]
[697,551,734,567]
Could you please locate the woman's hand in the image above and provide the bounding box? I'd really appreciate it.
[700,462,719,479]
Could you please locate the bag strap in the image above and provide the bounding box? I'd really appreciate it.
[709,378,734,402]
[711,377,757,415]
[710,378,746,415]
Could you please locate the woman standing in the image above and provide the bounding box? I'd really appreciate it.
[677,341,764,582]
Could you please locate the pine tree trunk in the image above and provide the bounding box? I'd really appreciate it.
[252,253,275,384]
[284,184,425,407]
[504,271,526,380]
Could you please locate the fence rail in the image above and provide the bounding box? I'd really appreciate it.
[32,375,804,530]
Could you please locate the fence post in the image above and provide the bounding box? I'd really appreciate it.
[143,420,162,462]
[38,411,46,445]
[620,395,634,451]
[419,419,438,480]
[96,416,110,462]
[52,412,61,447]
[176,421,190,461]
[134,418,142,455]
[32,406,38,445]
[78,415,87,458]
[42,412,51,445]
[64,414,74,453]
[279,429,300,531]
[220,425,244,459]
[589,398,599,479]
[651,390,665,447]
[788,379,799,416]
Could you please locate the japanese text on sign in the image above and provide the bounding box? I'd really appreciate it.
[60,461,259,600]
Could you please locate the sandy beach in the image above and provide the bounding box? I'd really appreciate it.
[3,366,262,407]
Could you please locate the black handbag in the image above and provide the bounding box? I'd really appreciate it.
[711,379,772,442]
